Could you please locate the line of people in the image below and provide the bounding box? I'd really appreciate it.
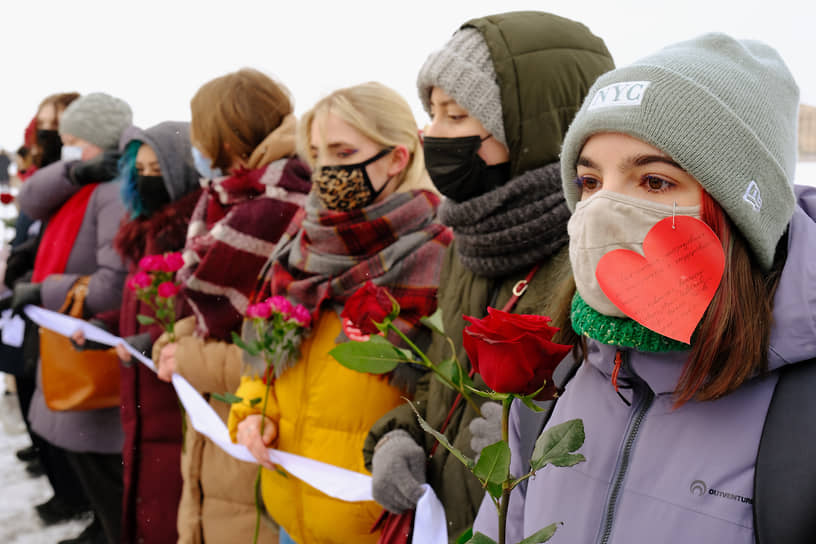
[1,8,813,544]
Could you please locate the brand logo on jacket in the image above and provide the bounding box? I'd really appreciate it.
[742,180,762,212]
[588,81,651,110]
[689,480,753,504]
[689,480,707,496]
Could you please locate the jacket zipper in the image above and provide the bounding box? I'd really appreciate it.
[597,350,655,544]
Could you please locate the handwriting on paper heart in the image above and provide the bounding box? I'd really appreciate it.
[595,216,725,344]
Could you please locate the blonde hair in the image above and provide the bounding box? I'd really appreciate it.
[297,82,437,195]
[190,68,292,169]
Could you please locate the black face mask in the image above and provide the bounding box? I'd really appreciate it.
[37,129,62,167]
[136,175,171,216]
[423,135,511,202]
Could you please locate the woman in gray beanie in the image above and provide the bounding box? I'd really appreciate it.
[14,91,132,544]
[364,11,614,542]
[473,33,816,544]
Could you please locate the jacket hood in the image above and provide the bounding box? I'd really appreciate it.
[588,185,816,396]
[464,11,614,177]
[122,121,199,201]
[767,184,816,369]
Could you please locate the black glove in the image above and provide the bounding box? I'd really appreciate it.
[68,150,122,185]
[10,282,41,315]
[4,237,39,290]
[70,319,111,352]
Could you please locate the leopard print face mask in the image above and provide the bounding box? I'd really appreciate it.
[313,147,394,211]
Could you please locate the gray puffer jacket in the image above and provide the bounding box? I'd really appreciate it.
[19,160,127,453]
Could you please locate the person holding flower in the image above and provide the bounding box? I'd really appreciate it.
[473,33,816,544]
[153,68,311,544]
[103,121,199,544]
[228,81,452,544]
[363,11,614,542]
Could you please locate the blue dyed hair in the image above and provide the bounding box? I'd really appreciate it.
[118,140,147,218]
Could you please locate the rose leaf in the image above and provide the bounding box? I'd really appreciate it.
[407,400,474,470]
[530,419,586,471]
[329,337,407,374]
[517,522,563,543]
[465,533,497,544]
[473,440,511,486]
[420,308,446,336]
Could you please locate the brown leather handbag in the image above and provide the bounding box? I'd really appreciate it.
[39,276,121,411]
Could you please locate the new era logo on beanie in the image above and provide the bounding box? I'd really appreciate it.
[560,33,799,270]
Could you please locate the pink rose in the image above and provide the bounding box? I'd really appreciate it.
[267,296,293,317]
[157,281,181,298]
[138,255,165,272]
[164,252,185,272]
[246,302,273,320]
[128,271,152,290]
[290,305,312,328]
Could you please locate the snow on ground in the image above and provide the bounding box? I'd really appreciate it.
[0,376,91,544]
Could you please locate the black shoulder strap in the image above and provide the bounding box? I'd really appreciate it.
[754,357,816,544]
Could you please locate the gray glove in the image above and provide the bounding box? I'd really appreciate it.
[469,401,503,458]
[371,429,426,513]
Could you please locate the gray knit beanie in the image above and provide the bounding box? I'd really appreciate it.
[560,33,799,270]
[59,92,133,150]
[417,27,506,146]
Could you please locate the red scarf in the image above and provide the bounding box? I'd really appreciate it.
[32,183,99,282]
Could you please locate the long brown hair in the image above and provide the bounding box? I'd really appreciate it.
[551,190,787,407]
[672,191,786,406]
[31,92,80,167]
[190,68,292,170]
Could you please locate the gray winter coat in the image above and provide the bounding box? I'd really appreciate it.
[473,186,816,543]
[19,161,127,453]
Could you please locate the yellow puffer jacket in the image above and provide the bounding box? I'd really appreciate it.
[228,309,403,544]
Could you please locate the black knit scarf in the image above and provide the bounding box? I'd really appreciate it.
[438,161,570,277]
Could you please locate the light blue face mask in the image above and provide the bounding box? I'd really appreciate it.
[191,147,223,179]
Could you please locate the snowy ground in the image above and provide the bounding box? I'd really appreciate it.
[0,376,92,544]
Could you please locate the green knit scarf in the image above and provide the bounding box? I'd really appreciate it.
[571,293,690,353]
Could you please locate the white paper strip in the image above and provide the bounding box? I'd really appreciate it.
[0,309,24,347]
[24,304,447,542]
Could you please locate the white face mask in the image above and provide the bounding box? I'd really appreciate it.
[60,145,83,162]
[567,191,701,317]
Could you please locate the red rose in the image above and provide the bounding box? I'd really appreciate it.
[341,281,397,335]
[0,193,14,204]
[462,307,571,399]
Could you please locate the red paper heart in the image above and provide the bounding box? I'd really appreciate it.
[595,216,725,343]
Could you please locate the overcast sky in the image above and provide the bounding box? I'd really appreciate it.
[2,0,814,157]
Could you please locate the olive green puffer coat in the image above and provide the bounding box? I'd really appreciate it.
[365,11,614,542]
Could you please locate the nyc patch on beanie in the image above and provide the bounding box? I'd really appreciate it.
[560,33,799,270]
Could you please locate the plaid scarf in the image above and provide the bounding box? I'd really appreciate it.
[178,157,311,340]
[256,190,452,345]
